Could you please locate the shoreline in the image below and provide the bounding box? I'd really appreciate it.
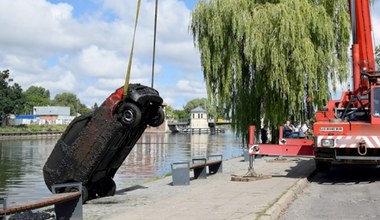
[0,131,62,140]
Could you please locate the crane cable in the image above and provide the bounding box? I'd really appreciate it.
[123,0,142,98]
[151,0,158,88]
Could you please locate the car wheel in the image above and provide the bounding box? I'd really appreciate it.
[118,102,141,127]
[97,178,116,197]
[148,107,165,127]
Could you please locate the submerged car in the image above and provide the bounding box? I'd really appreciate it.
[43,84,165,202]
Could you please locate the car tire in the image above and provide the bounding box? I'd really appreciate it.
[118,102,142,127]
[148,107,165,127]
[96,178,116,197]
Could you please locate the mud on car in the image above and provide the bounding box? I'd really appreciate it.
[43,84,165,202]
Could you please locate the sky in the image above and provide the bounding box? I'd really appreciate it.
[0,0,379,110]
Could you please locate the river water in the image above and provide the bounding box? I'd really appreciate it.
[0,131,242,204]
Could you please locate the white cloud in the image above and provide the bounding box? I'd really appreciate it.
[73,45,126,78]
[157,76,206,109]
[0,0,205,109]
[35,71,77,92]
[1,0,378,111]
[0,0,80,55]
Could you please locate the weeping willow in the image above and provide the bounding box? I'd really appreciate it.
[191,0,350,141]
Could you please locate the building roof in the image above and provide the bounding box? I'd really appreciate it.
[191,107,206,113]
[33,106,71,116]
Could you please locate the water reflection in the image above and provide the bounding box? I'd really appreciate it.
[0,138,58,204]
[0,131,242,204]
[190,134,209,157]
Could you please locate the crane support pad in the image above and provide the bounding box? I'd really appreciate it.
[230,174,272,182]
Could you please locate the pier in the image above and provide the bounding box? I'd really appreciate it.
[167,121,230,133]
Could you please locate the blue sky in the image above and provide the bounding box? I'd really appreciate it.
[0,0,379,110]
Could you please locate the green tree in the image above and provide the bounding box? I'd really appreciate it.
[24,86,51,114]
[174,109,188,121]
[8,83,25,115]
[164,105,176,120]
[52,93,91,116]
[376,45,380,67]
[191,0,350,140]
[78,103,91,115]
[52,93,77,115]
[183,98,208,115]
[0,70,26,117]
[182,98,227,120]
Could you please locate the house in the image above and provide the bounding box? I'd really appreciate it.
[33,106,70,116]
[7,106,75,126]
[190,107,208,129]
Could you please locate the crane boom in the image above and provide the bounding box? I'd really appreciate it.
[350,0,376,96]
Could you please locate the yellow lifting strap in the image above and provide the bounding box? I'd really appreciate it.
[123,0,142,98]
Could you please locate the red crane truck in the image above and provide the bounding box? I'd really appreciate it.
[313,0,380,171]
[250,0,379,172]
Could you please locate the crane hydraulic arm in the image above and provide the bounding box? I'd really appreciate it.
[349,0,377,96]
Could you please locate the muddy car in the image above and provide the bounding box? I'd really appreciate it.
[43,84,164,202]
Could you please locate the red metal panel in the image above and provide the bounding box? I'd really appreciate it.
[253,143,314,156]
[352,44,361,95]
[249,125,255,146]
[248,125,314,156]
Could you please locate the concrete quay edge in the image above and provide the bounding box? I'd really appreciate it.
[259,166,316,220]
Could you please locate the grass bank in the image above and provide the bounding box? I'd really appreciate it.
[0,125,68,133]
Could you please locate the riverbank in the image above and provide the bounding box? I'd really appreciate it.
[0,125,66,140]
[83,156,315,220]
[0,131,62,140]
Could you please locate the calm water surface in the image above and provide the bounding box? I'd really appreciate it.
[0,131,242,204]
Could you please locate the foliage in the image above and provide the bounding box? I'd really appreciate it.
[183,98,208,115]
[164,105,176,120]
[0,124,67,133]
[79,103,91,115]
[164,105,187,121]
[24,86,51,114]
[173,109,188,121]
[52,92,90,116]
[0,69,91,119]
[182,97,228,119]
[191,0,350,141]
[376,45,380,68]
[0,70,26,115]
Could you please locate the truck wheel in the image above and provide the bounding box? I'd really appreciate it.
[118,103,141,127]
[315,160,331,172]
[148,107,165,127]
